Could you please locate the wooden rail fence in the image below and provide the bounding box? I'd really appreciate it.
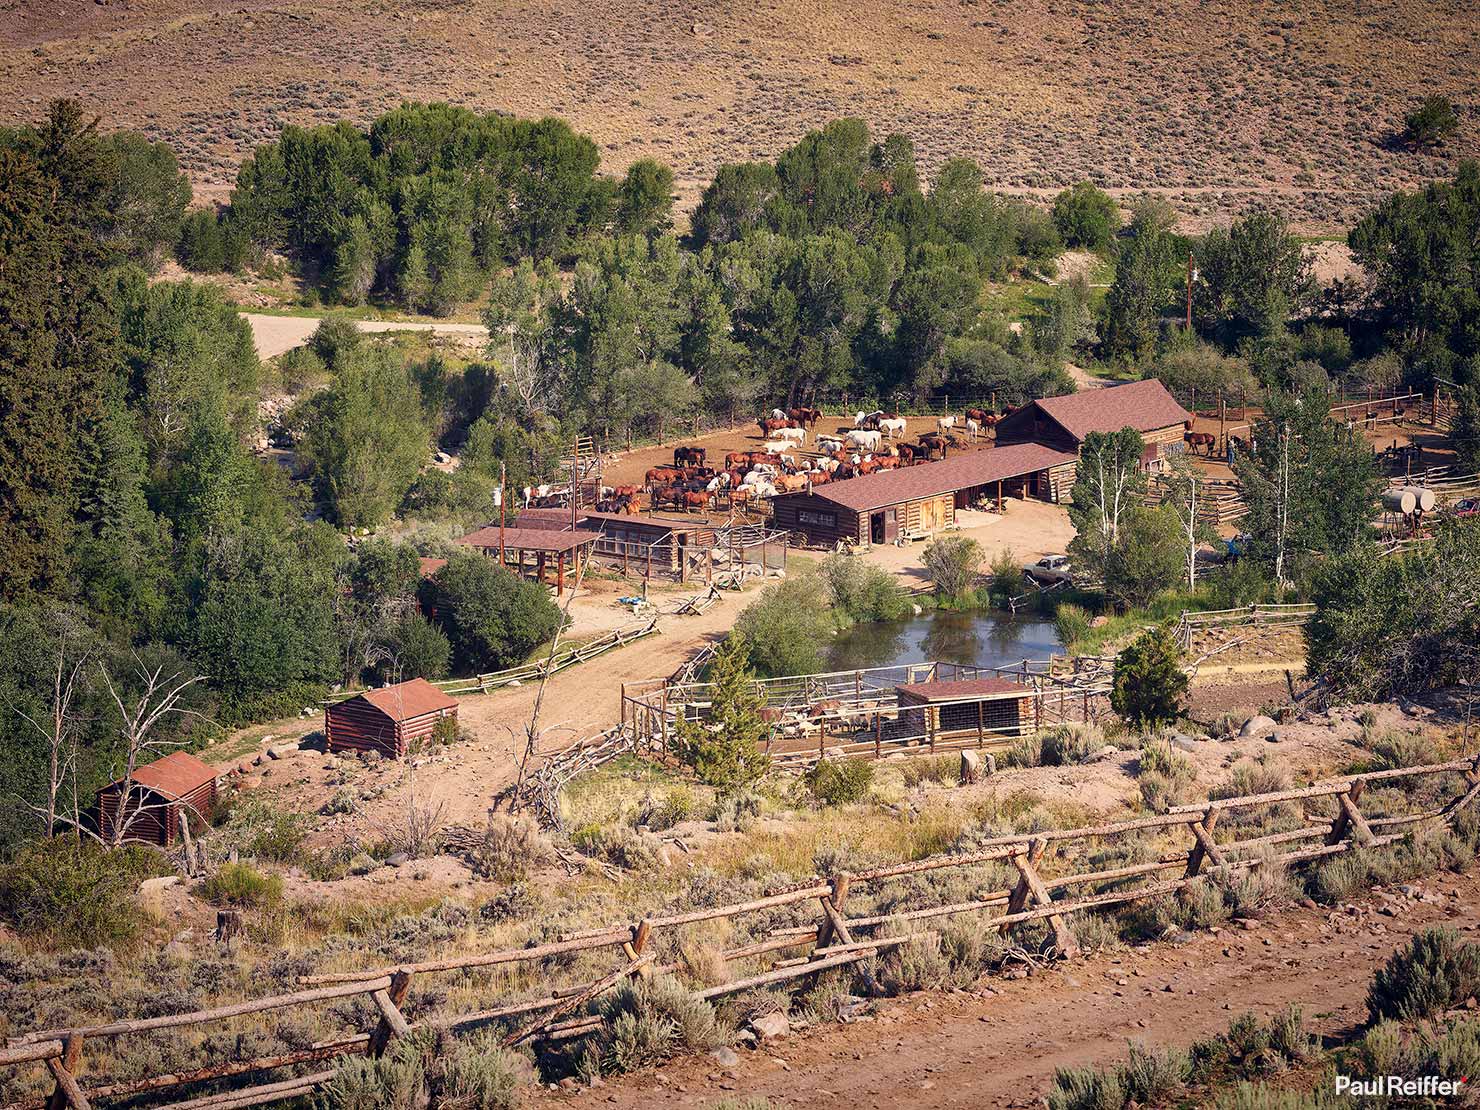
[6,756,1477,1110]
[1173,604,1316,651]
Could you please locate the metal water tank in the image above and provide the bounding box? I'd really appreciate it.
[1382,488,1417,515]
[1403,486,1437,513]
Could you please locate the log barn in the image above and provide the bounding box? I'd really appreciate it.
[325,678,459,760]
[97,750,218,847]
[514,508,715,573]
[771,442,1077,547]
[992,379,1192,474]
[895,677,1037,748]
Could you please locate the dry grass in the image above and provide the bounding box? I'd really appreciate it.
[3,0,1476,231]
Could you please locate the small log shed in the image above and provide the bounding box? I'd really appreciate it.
[326,678,460,760]
[97,750,218,847]
[455,526,601,595]
[895,677,1037,749]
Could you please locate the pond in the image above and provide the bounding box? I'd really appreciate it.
[824,608,1063,674]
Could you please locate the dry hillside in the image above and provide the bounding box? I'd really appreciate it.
[2,0,1476,230]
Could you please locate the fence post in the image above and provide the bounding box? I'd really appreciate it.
[45,1033,86,1110]
[1001,837,1079,958]
[368,970,413,1057]
[1326,781,1376,847]
[1184,807,1226,877]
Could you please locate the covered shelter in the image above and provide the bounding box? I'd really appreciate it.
[771,442,1076,547]
[326,678,459,760]
[455,525,601,595]
[514,508,715,574]
[993,379,1192,473]
[97,751,218,847]
[895,677,1037,748]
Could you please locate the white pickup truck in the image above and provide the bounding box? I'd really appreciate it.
[1023,553,1074,586]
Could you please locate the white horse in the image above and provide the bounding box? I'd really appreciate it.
[847,429,882,450]
[937,415,958,431]
[965,418,981,441]
[878,416,906,438]
[772,426,806,446]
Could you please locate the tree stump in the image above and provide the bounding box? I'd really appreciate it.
[215,910,243,950]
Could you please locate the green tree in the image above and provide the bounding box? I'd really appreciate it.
[294,347,431,528]
[1305,518,1480,701]
[615,158,675,236]
[1232,389,1381,586]
[1104,505,1184,608]
[1067,428,1147,587]
[428,552,563,674]
[98,132,191,269]
[1101,228,1179,364]
[1152,341,1259,408]
[1110,626,1188,729]
[734,576,833,676]
[921,535,983,601]
[1404,96,1460,149]
[691,162,779,247]
[672,634,770,791]
[1052,181,1120,250]
[1195,211,1312,342]
[1453,381,1480,475]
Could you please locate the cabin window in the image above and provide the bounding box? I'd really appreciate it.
[797,510,836,528]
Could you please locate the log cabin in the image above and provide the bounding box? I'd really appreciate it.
[895,677,1037,750]
[325,678,459,759]
[992,378,1192,474]
[771,442,1077,547]
[97,750,218,847]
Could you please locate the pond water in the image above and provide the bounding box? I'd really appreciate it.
[824,608,1063,673]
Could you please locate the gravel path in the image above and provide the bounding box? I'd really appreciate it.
[242,312,487,359]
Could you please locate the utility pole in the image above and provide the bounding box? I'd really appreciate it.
[498,462,506,566]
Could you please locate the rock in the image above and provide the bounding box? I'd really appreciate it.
[1266,731,1283,743]
[749,1012,790,1042]
[1240,714,1278,738]
[1089,745,1120,762]
[1169,733,1199,751]
[734,1029,757,1046]
[266,743,301,760]
[709,1047,740,1067]
[385,852,409,867]
[348,853,380,876]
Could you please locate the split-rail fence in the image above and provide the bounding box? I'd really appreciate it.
[5,756,1477,1110]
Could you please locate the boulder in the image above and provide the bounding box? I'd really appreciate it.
[709,1047,740,1067]
[1239,714,1277,738]
[266,742,301,760]
[1089,745,1121,762]
[749,1012,790,1042]
[1169,733,1199,752]
[385,852,410,868]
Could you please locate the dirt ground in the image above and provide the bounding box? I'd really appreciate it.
[543,867,1480,1109]
[6,1,1476,233]
[242,312,488,360]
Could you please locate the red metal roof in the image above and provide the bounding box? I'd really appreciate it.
[355,678,460,722]
[784,442,1076,513]
[122,751,217,800]
[1027,379,1191,442]
[417,557,447,578]
[456,526,602,554]
[896,677,1026,702]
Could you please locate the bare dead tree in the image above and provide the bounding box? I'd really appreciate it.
[98,655,209,848]
[5,610,93,838]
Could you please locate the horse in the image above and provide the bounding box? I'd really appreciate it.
[673,445,706,467]
[788,406,821,428]
[878,416,907,438]
[847,429,882,451]
[771,426,806,447]
[937,414,958,431]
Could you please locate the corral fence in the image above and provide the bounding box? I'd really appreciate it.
[1173,604,1315,652]
[6,757,1477,1110]
[621,658,1114,767]
[586,525,789,587]
[1146,475,1248,526]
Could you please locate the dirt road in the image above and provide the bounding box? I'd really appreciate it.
[242,312,487,359]
[546,871,1480,1109]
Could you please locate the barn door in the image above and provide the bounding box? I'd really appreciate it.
[884,507,899,543]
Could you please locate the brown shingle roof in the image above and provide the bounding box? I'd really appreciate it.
[786,443,1077,513]
[456,526,602,553]
[1030,379,1191,442]
[357,678,459,722]
[896,677,1026,702]
[123,751,217,800]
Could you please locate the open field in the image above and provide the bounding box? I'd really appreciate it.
[4,0,1476,231]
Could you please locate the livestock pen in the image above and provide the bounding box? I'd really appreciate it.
[620,658,1112,767]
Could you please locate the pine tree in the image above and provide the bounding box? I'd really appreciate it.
[673,635,771,791]
[1110,626,1188,728]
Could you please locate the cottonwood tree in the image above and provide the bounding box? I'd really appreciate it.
[6,607,93,837]
[1068,428,1148,585]
[97,654,208,847]
[1161,459,1218,591]
[483,258,561,416]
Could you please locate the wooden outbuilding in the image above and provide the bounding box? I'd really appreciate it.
[895,677,1037,748]
[455,525,601,595]
[97,750,218,847]
[514,509,715,573]
[993,379,1192,474]
[771,442,1077,547]
[326,678,459,759]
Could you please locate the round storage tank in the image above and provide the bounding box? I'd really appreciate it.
[1382,488,1417,515]
[1403,486,1437,513]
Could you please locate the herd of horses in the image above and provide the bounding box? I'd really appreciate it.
[642,409,1009,513]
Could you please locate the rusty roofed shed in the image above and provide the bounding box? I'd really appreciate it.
[326,678,459,759]
[455,526,601,595]
[97,750,218,847]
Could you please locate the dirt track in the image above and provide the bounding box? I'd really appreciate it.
[242,312,487,359]
[543,870,1480,1109]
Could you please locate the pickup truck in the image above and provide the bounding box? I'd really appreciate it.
[1023,554,1074,586]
